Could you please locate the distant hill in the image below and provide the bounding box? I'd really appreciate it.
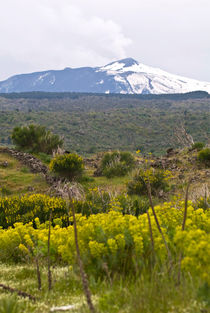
[1,58,210,94]
[0,91,209,154]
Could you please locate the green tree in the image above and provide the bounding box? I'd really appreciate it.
[11,124,63,154]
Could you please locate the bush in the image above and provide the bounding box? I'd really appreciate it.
[198,148,210,166]
[73,190,150,217]
[100,151,136,178]
[191,142,205,151]
[11,124,63,154]
[1,202,209,280]
[194,197,210,211]
[0,194,67,228]
[49,153,84,180]
[127,168,171,196]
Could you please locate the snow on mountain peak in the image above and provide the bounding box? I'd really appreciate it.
[118,58,139,67]
[0,57,210,95]
[98,58,210,95]
[100,58,139,72]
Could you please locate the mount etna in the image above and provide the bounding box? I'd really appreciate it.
[1,58,210,94]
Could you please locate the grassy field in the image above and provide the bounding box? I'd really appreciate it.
[0,263,208,313]
[0,146,209,200]
[0,152,48,196]
[82,169,132,193]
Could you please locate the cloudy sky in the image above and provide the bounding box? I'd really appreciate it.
[0,0,209,81]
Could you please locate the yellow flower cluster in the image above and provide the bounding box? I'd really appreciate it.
[0,201,209,281]
[0,194,67,227]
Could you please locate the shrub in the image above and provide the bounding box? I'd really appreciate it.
[1,202,209,280]
[0,194,67,228]
[74,190,149,217]
[191,142,205,151]
[194,197,210,211]
[116,194,150,216]
[100,151,135,178]
[49,153,84,180]
[11,124,63,154]
[127,168,171,196]
[75,188,112,215]
[198,148,210,166]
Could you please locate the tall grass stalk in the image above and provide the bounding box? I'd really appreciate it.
[178,179,192,284]
[48,210,52,291]
[67,187,96,313]
[146,182,172,262]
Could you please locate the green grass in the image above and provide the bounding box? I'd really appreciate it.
[0,263,85,313]
[82,170,132,193]
[95,274,208,313]
[0,263,208,313]
[82,147,210,200]
[0,153,48,196]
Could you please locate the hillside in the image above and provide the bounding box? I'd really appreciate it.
[0,145,209,312]
[0,145,209,204]
[1,58,210,94]
[0,91,209,155]
[84,147,210,200]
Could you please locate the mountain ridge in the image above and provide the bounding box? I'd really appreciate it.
[1,58,210,94]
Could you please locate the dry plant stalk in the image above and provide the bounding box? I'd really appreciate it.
[182,180,192,231]
[102,262,112,286]
[67,184,96,313]
[146,182,171,262]
[48,210,52,291]
[204,184,209,210]
[35,256,42,290]
[190,183,209,208]
[146,210,155,257]
[52,146,65,157]
[173,124,194,148]
[27,244,41,290]
[0,284,36,301]
[177,179,191,284]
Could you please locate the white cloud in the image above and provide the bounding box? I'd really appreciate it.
[0,0,209,81]
[0,0,132,80]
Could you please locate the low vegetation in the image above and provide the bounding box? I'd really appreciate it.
[0,119,209,312]
[198,148,210,166]
[191,141,205,151]
[11,124,63,154]
[0,92,209,154]
[49,153,84,180]
[100,151,135,178]
[0,152,48,196]
[127,168,171,196]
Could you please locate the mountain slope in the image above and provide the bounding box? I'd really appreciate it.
[0,58,210,94]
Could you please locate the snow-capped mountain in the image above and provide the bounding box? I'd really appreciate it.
[0,58,210,94]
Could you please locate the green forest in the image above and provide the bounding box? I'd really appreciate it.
[0,91,209,154]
